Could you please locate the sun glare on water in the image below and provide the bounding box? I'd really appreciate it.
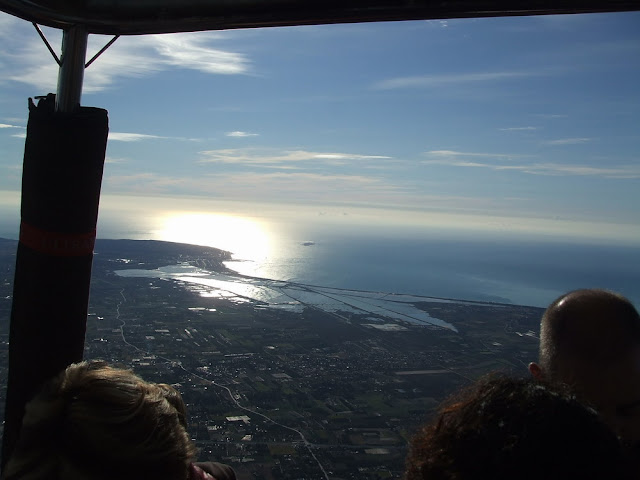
[155,213,271,263]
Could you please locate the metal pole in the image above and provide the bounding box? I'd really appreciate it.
[1,24,105,470]
[55,25,88,113]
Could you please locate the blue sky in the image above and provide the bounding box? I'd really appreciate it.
[1,10,640,244]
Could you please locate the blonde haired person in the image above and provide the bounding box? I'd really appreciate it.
[2,361,235,480]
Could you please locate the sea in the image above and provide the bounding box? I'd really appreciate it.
[229,236,640,308]
[224,231,640,308]
[1,206,639,309]
[106,212,640,309]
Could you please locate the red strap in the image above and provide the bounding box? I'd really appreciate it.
[19,221,96,257]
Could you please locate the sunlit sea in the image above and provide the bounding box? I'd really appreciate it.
[100,213,640,308]
[222,229,640,308]
[2,208,639,308]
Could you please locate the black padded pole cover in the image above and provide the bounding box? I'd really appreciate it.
[1,94,108,468]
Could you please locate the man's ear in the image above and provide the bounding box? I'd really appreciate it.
[528,362,543,380]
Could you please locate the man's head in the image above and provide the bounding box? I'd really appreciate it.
[529,289,640,447]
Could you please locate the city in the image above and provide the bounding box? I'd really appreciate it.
[0,238,542,478]
[81,239,541,479]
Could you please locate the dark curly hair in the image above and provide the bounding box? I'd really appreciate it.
[405,375,628,480]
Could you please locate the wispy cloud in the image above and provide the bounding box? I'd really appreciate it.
[424,151,640,179]
[499,126,538,131]
[105,156,127,164]
[198,148,392,166]
[0,15,251,92]
[529,164,640,178]
[108,132,167,142]
[108,131,199,142]
[314,153,390,160]
[103,170,405,205]
[2,163,22,171]
[104,173,189,194]
[148,34,249,75]
[373,71,532,90]
[0,123,24,129]
[426,150,527,159]
[101,170,573,219]
[424,158,527,171]
[226,131,259,137]
[534,114,568,119]
[11,133,26,139]
[544,138,591,146]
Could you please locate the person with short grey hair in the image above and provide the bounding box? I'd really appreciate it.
[529,288,640,461]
